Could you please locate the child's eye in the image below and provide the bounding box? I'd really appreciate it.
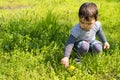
[80,22,83,24]
[80,21,84,24]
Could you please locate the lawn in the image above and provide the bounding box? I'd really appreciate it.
[0,0,120,80]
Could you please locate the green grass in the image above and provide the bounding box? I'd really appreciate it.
[0,0,120,80]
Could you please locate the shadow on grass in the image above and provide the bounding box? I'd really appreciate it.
[1,11,71,52]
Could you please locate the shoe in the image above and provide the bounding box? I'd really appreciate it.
[75,58,80,63]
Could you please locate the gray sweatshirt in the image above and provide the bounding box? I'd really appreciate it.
[64,21,107,58]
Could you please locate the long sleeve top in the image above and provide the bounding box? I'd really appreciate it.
[64,21,107,58]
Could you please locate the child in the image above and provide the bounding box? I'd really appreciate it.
[61,2,110,68]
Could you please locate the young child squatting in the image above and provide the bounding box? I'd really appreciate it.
[61,2,110,68]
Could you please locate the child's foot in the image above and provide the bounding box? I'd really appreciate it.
[75,58,80,63]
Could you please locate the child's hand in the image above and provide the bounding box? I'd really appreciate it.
[61,57,69,68]
[104,42,110,49]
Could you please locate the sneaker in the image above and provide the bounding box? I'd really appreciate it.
[75,58,80,63]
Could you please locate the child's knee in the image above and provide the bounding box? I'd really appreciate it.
[77,41,89,53]
[92,43,102,53]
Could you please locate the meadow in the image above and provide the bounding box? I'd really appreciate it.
[0,0,120,80]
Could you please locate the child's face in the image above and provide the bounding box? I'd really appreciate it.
[79,18,95,31]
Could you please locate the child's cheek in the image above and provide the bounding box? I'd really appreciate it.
[80,24,85,29]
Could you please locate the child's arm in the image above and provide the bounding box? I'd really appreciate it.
[61,24,79,68]
[61,34,76,68]
[96,27,107,43]
[96,27,110,49]
[64,34,76,58]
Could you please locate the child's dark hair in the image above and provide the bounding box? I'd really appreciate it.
[78,2,98,21]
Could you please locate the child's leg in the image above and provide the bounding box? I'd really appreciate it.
[90,40,102,53]
[74,41,89,55]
